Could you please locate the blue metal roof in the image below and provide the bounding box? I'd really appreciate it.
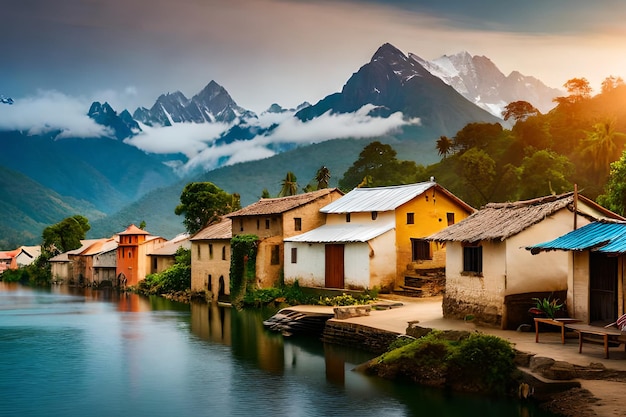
[527,221,626,254]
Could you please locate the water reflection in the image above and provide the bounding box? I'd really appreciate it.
[0,284,556,417]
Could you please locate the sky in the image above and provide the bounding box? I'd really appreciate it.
[2,0,626,172]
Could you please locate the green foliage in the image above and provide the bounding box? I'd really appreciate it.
[42,215,90,255]
[136,251,191,295]
[175,182,240,235]
[447,333,516,394]
[532,296,563,319]
[338,141,422,191]
[229,235,259,300]
[278,172,298,197]
[518,150,574,200]
[317,292,377,306]
[0,262,51,286]
[598,150,626,216]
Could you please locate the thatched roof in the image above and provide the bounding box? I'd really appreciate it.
[428,193,618,243]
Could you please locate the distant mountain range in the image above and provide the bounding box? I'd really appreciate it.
[0,42,563,246]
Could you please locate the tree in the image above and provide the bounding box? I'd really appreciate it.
[579,118,626,183]
[601,75,625,94]
[458,148,496,205]
[339,141,409,190]
[278,172,298,197]
[501,101,539,122]
[598,150,626,216]
[175,182,240,235]
[453,123,503,153]
[315,166,331,189]
[436,135,454,158]
[42,215,90,256]
[518,150,574,200]
[554,77,592,105]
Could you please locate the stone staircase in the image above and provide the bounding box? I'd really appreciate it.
[395,267,446,297]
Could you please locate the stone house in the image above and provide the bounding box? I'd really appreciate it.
[429,192,623,329]
[227,188,344,288]
[147,233,191,275]
[284,181,474,292]
[190,218,232,301]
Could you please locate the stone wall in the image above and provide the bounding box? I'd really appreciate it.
[322,320,399,354]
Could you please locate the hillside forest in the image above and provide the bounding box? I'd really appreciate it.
[340,77,626,215]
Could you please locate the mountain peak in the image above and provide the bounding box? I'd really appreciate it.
[371,43,407,63]
[88,101,140,139]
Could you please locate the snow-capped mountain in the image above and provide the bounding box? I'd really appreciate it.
[88,101,141,140]
[132,80,256,126]
[411,51,562,117]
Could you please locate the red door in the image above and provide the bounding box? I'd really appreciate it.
[325,244,345,289]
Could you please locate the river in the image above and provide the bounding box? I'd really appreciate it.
[0,283,554,416]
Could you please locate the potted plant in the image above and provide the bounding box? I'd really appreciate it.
[529,297,563,319]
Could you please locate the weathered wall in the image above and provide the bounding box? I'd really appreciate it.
[190,240,231,295]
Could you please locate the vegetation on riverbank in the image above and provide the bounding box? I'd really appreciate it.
[365,330,518,396]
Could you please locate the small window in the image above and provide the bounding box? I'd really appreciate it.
[407,212,415,225]
[291,247,297,264]
[265,219,270,229]
[371,211,378,220]
[239,219,244,232]
[346,213,351,223]
[447,212,455,226]
[152,257,158,270]
[209,243,214,260]
[256,219,260,230]
[463,245,483,274]
[411,239,432,261]
[271,245,280,265]
[294,217,302,231]
[222,246,226,261]
[196,245,201,260]
[128,250,132,258]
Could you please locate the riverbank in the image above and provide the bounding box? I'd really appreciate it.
[289,295,626,417]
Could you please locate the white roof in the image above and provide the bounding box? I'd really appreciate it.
[284,223,395,243]
[320,181,435,213]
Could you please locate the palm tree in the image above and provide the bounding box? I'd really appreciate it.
[315,166,331,189]
[580,118,626,182]
[436,135,454,159]
[278,172,298,197]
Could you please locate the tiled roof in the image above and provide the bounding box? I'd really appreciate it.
[190,218,232,241]
[117,224,151,235]
[227,188,342,217]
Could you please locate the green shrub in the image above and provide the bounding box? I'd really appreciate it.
[317,292,377,306]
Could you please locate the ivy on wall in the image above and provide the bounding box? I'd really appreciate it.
[230,234,259,300]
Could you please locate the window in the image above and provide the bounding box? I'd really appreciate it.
[152,257,158,270]
[239,219,244,232]
[265,219,270,229]
[209,244,214,260]
[291,247,297,263]
[294,217,302,231]
[256,219,260,230]
[371,211,378,220]
[271,245,280,265]
[463,245,483,274]
[196,245,201,260]
[447,212,455,226]
[411,239,432,261]
[222,246,226,261]
[407,212,415,225]
[346,213,351,223]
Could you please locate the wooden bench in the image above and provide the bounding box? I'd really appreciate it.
[565,323,626,359]
[534,317,581,344]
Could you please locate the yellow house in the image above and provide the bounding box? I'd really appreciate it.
[284,181,474,292]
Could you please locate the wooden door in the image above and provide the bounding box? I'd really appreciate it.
[325,244,345,289]
[589,252,618,323]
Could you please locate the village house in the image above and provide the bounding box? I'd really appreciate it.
[190,218,232,301]
[283,181,474,292]
[49,238,117,285]
[428,192,624,330]
[527,219,626,325]
[147,233,190,275]
[0,246,41,274]
[227,188,344,288]
[116,224,167,287]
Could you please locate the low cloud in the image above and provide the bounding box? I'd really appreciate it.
[179,105,421,174]
[0,90,112,138]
